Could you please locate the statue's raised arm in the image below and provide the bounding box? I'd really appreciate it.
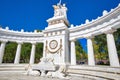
[58,0,62,6]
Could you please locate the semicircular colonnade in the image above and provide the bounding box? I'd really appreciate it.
[0,3,120,67]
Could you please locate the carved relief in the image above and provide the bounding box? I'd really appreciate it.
[49,40,58,49]
[45,39,63,56]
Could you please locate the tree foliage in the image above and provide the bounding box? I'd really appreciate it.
[20,43,31,63]
[75,40,87,61]
[93,34,108,61]
[2,42,43,63]
[93,29,120,65]
[3,42,17,63]
[35,43,43,63]
[114,28,120,61]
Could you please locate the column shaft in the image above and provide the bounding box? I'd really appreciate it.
[0,42,6,63]
[14,43,22,64]
[43,41,46,57]
[106,33,120,67]
[87,38,95,66]
[29,43,36,64]
[71,40,76,65]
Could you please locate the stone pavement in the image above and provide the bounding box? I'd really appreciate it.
[0,73,94,80]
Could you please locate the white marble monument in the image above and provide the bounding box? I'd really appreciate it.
[0,1,120,79]
[29,2,70,78]
[43,2,70,65]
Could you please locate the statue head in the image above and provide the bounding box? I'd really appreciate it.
[53,5,60,10]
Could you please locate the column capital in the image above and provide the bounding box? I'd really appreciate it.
[84,34,94,39]
[31,42,36,45]
[16,41,23,44]
[0,40,8,43]
[102,28,116,34]
[70,39,76,42]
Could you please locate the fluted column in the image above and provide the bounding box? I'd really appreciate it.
[87,36,95,66]
[70,39,76,65]
[29,42,36,64]
[0,41,7,64]
[105,29,120,67]
[14,41,23,64]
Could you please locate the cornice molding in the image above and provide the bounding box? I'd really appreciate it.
[69,4,120,32]
[69,4,120,40]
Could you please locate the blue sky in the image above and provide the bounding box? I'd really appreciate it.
[0,0,120,52]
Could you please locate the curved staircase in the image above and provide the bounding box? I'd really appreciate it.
[0,64,120,80]
[67,65,120,80]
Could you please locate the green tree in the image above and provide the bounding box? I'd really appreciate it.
[35,43,43,63]
[93,30,120,65]
[3,42,17,63]
[114,28,120,62]
[93,35,108,61]
[20,43,31,63]
[75,40,87,62]
[93,34,111,65]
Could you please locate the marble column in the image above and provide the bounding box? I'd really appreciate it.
[70,39,76,65]
[87,36,95,66]
[0,41,7,64]
[14,42,23,64]
[105,29,120,67]
[29,42,36,64]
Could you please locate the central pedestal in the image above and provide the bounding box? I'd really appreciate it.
[42,4,70,65]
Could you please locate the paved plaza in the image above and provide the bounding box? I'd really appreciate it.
[0,73,94,80]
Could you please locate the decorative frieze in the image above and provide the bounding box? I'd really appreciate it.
[48,20,66,26]
[44,31,64,37]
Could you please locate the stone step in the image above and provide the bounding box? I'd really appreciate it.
[68,65,120,74]
[0,64,28,72]
[0,64,28,67]
[67,65,120,80]
[69,73,108,80]
[0,71,27,74]
[0,68,25,71]
[0,65,26,68]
